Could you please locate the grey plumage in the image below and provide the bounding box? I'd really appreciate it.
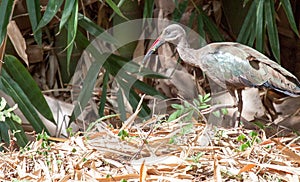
[143,24,300,97]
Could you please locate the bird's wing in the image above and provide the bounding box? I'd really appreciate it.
[197,42,300,96]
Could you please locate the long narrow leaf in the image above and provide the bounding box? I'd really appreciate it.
[143,0,154,20]
[70,56,102,121]
[78,13,120,45]
[0,122,10,146]
[128,89,151,119]
[58,0,76,33]
[108,54,167,78]
[237,1,257,45]
[3,55,55,123]
[0,70,49,134]
[72,31,164,121]
[172,0,188,22]
[98,71,109,117]
[103,0,129,20]
[4,116,28,147]
[35,0,63,32]
[247,23,257,46]
[279,0,299,37]
[66,0,78,75]
[109,0,126,21]
[26,0,42,44]
[117,77,151,119]
[202,14,224,41]
[117,88,126,121]
[0,0,13,45]
[255,0,264,52]
[191,1,223,41]
[196,13,207,47]
[70,39,108,121]
[265,0,280,63]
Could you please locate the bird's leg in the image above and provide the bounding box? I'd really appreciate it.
[228,88,243,127]
[235,89,243,127]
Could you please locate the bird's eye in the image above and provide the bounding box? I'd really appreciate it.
[165,30,170,35]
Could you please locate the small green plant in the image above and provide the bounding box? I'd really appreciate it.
[169,123,194,144]
[187,152,204,163]
[167,94,212,144]
[66,127,75,137]
[0,97,24,150]
[168,93,211,122]
[0,97,21,124]
[36,132,51,151]
[237,131,261,151]
[212,108,229,118]
[118,129,129,140]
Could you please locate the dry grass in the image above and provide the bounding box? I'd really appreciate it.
[0,115,300,182]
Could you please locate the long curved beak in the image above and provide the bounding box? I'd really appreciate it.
[142,37,165,65]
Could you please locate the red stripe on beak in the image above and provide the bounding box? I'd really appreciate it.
[142,37,165,64]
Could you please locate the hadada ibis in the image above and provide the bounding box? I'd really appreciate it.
[143,24,300,121]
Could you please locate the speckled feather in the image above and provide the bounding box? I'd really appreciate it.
[155,24,300,97]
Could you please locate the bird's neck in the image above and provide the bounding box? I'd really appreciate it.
[176,37,198,66]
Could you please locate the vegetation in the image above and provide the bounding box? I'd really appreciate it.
[0,0,299,162]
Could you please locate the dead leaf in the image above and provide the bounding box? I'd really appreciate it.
[140,160,147,182]
[272,138,300,164]
[238,163,257,174]
[7,20,28,66]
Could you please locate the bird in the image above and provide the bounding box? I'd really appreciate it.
[142,24,300,123]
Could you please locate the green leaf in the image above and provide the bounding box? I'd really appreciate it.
[239,143,249,151]
[116,77,151,118]
[0,122,10,146]
[264,0,280,63]
[133,80,166,99]
[173,0,188,22]
[203,93,211,102]
[35,0,64,32]
[202,13,224,41]
[72,31,163,121]
[198,104,210,109]
[26,0,42,44]
[58,0,76,33]
[252,121,265,129]
[237,133,246,141]
[78,14,120,45]
[237,1,256,45]
[249,131,258,138]
[171,104,184,110]
[70,53,105,121]
[196,13,207,47]
[71,32,106,121]
[117,88,127,121]
[0,70,49,134]
[279,0,299,37]
[212,110,221,118]
[255,0,264,53]
[0,97,6,111]
[104,0,129,21]
[98,71,109,117]
[191,1,223,41]
[181,123,193,135]
[0,0,13,45]
[4,116,28,147]
[3,55,55,123]
[221,108,228,115]
[168,110,180,122]
[143,0,154,25]
[66,0,78,75]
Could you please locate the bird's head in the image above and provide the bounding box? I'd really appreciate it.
[142,24,186,64]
